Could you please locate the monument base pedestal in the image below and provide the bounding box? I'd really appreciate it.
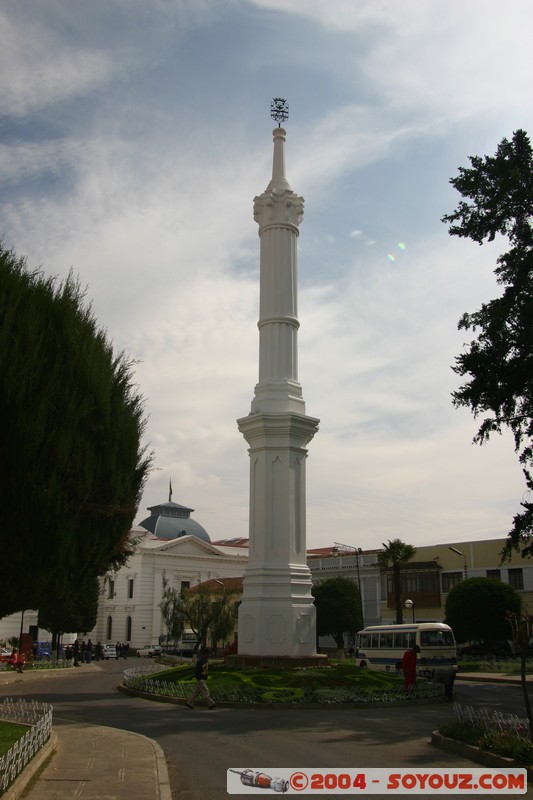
[224,653,328,669]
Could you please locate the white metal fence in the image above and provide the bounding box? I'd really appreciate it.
[0,699,53,794]
[453,703,529,737]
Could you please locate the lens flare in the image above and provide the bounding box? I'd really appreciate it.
[387,242,406,263]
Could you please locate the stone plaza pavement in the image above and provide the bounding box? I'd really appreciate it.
[1,665,171,800]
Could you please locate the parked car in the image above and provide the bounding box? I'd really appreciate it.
[102,644,118,660]
[137,644,162,658]
[0,648,12,663]
[33,641,52,659]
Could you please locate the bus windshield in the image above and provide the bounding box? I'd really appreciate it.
[420,629,455,647]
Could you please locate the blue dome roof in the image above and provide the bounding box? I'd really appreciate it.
[139,501,211,543]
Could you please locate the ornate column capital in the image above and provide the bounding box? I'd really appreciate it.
[253,190,304,230]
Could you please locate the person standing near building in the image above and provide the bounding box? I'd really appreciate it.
[402,644,420,691]
[186,648,216,709]
[72,639,80,667]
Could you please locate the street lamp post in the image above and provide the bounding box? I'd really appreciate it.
[404,598,415,623]
[448,546,468,580]
[334,542,365,628]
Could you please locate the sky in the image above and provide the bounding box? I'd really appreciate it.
[1,0,532,551]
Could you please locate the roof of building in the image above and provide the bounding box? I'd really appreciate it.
[189,576,244,593]
[307,546,381,559]
[138,501,211,543]
[211,537,249,547]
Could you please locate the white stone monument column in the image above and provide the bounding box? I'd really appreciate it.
[237,125,320,659]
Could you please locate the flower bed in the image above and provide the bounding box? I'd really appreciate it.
[439,704,533,767]
[123,664,444,705]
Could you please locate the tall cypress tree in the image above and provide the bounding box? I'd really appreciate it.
[0,243,152,617]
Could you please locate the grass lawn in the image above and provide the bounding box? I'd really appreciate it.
[0,720,29,757]
[141,663,414,703]
[154,662,403,690]
[130,662,446,703]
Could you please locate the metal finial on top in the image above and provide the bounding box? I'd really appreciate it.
[270,98,289,127]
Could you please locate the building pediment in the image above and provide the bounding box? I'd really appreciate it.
[144,535,237,558]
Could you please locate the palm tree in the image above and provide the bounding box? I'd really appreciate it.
[378,539,416,624]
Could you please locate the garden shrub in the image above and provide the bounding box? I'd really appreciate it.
[260,688,304,703]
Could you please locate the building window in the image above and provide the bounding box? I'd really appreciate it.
[107,579,115,600]
[126,616,132,642]
[106,616,113,640]
[487,569,501,581]
[384,565,442,609]
[181,580,190,592]
[508,568,524,590]
[128,579,134,599]
[442,572,463,593]
[386,570,439,594]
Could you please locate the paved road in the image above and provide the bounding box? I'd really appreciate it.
[2,662,531,800]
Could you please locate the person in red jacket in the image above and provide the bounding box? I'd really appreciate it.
[8,649,25,673]
[8,649,17,670]
[402,644,420,690]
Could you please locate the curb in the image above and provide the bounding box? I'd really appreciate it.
[2,730,57,800]
[431,730,533,779]
[0,664,101,686]
[127,730,173,800]
[457,673,526,685]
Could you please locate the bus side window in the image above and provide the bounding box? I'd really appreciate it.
[408,632,416,649]
[382,633,393,648]
[393,632,408,649]
[371,633,380,648]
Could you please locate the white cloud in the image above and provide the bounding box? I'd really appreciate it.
[0,13,113,117]
[250,0,533,128]
[1,0,530,551]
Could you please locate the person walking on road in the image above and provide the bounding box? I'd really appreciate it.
[186,648,216,709]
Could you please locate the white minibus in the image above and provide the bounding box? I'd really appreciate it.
[356,622,457,691]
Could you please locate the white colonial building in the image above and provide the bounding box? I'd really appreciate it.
[88,501,248,648]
